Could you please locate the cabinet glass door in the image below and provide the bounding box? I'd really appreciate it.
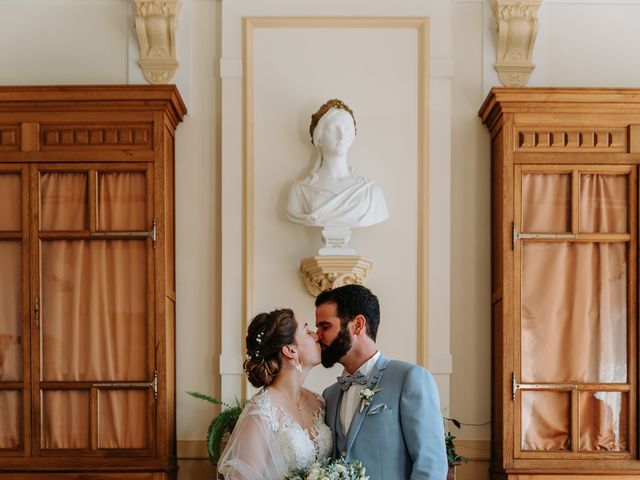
[33,165,155,456]
[0,166,28,453]
[514,166,636,459]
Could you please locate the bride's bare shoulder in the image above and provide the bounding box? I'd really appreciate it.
[302,388,325,409]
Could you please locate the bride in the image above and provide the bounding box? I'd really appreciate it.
[217,308,332,479]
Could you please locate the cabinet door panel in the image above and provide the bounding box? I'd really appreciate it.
[0,241,22,382]
[34,165,155,456]
[0,173,21,231]
[40,239,147,382]
[42,390,90,449]
[579,391,628,452]
[515,166,635,461]
[98,389,148,449]
[0,167,28,455]
[0,390,21,449]
[522,172,571,233]
[39,172,88,231]
[580,174,628,233]
[97,172,146,231]
[521,242,627,384]
[521,391,571,451]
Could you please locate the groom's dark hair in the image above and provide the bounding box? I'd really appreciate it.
[315,284,380,341]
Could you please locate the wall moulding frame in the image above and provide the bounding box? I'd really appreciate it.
[242,16,431,368]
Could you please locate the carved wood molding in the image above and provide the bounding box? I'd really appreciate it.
[134,0,182,84]
[516,127,628,152]
[493,0,542,87]
[0,126,19,151]
[41,124,153,149]
[299,256,373,297]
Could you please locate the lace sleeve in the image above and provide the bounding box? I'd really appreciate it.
[217,402,288,480]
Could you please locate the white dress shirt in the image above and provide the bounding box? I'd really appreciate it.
[339,351,380,434]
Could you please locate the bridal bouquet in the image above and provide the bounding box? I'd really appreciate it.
[285,457,368,480]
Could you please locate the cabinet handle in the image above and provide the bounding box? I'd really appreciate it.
[92,370,158,399]
[34,297,40,328]
[512,372,576,400]
[90,219,157,248]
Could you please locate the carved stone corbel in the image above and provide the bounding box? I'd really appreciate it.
[493,0,542,87]
[134,0,182,84]
[299,256,373,297]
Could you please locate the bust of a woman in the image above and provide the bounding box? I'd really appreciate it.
[286,99,389,229]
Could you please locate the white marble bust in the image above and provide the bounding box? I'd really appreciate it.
[286,99,389,230]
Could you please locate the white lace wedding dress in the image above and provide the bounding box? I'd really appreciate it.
[217,389,332,480]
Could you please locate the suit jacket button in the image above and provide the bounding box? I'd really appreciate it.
[341,451,346,457]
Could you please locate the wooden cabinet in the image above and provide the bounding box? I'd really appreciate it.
[479,88,640,479]
[0,86,185,479]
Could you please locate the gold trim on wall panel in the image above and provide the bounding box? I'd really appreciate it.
[416,17,429,368]
[243,16,430,368]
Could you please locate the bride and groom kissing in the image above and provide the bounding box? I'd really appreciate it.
[217,284,448,480]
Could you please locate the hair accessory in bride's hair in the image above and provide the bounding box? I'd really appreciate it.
[247,330,266,359]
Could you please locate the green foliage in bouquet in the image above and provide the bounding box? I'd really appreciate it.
[444,417,467,466]
[186,391,246,465]
[286,456,369,480]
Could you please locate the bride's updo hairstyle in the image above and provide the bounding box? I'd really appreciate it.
[243,308,297,388]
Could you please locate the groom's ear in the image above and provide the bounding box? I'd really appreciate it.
[352,314,367,336]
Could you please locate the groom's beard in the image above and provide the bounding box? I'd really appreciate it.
[320,326,352,368]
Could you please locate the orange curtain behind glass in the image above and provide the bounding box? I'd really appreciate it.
[41,240,147,382]
[39,172,149,449]
[0,242,21,382]
[42,391,90,449]
[40,172,87,231]
[520,172,628,452]
[0,174,20,230]
[0,173,22,450]
[0,391,21,448]
[580,391,628,452]
[522,173,571,233]
[98,172,146,231]
[580,174,627,233]
[521,242,627,384]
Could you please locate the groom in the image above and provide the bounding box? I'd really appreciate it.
[315,284,448,480]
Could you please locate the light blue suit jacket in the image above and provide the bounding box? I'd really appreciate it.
[323,354,448,480]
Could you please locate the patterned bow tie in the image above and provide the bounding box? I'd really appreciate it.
[337,371,368,391]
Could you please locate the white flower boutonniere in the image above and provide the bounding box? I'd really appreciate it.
[359,383,383,413]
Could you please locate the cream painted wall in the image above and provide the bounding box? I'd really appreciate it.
[0,0,129,84]
[6,1,640,479]
[174,0,220,467]
[451,2,492,479]
[219,1,455,420]
[252,25,420,394]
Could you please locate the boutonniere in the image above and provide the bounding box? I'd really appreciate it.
[359,383,383,413]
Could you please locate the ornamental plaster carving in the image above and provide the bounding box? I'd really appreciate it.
[493,0,542,87]
[299,256,373,297]
[134,0,182,84]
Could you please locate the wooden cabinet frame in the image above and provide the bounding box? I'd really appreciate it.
[0,86,185,480]
[480,88,640,479]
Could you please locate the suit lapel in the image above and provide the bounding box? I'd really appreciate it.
[345,354,390,453]
[328,385,344,457]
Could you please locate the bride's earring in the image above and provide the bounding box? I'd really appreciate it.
[294,357,303,372]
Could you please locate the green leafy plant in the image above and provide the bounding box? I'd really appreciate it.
[444,417,467,466]
[187,391,247,465]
